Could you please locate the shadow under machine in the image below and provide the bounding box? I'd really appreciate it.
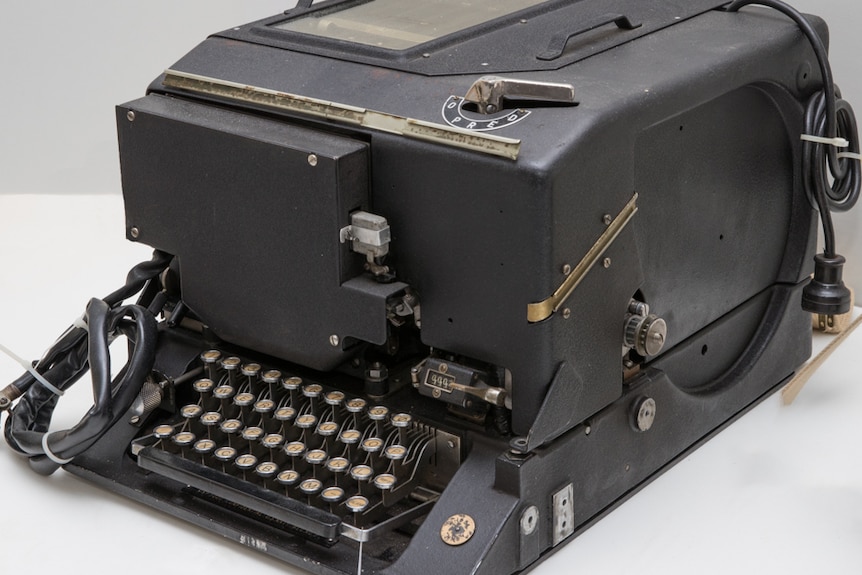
[2,1,860,574]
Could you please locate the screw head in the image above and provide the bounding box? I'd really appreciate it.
[329,334,339,347]
[603,214,612,225]
[562,264,572,275]
[520,506,539,535]
[603,257,612,268]
[127,110,136,122]
[633,397,657,432]
[562,308,571,319]
[130,227,140,239]
[307,153,318,167]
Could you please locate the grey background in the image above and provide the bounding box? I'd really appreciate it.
[1,0,860,290]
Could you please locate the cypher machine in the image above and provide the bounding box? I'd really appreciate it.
[2,1,860,574]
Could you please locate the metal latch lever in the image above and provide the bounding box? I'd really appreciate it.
[463,76,576,114]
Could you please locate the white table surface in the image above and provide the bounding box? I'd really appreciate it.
[1,194,861,575]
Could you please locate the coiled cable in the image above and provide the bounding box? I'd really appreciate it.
[2,251,172,475]
[726,0,861,258]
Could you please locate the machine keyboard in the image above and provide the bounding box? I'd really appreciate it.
[134,350,446,542]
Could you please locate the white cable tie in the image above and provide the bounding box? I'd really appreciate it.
[71,314,88,331]
[837,151,862,162]
[0,342,65,397]
[41,433,74,465]
[800,134,850,148]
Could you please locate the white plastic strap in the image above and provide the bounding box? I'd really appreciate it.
[0,342,65,397]
[41,433,74,465]
[70,314,88,331]
[800,134,850,148]
[837,151,862,162]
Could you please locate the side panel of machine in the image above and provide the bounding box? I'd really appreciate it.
[118,95,404,371]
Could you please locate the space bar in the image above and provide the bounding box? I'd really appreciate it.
[137,447,341,541]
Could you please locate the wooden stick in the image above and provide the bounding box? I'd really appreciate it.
[782,312,862,405]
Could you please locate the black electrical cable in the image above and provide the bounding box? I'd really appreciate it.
[725,0,861,258]
[2,250,172,475]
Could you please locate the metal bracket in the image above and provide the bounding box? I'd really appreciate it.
[552,483,574,546]
[527,193,639,323]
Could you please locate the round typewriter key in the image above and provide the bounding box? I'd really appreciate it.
[193,378,215,394]
[284,441,307,458]
[214,446,237,463]
[318,422,339,437]
[234,392,255,407]
[200,411,223,427]
[367,406,389,421]
[200,350,222,364]
[391,413,412,428]
[339,429,361,445]
[181,404,203,420]
[255,461,279,480]
[241,363,261,378]
[296,414,318,429]
[172,432,196,456]
[221,356,241,370]
[277,469,300,487]
[220,419,243,434]
[321,486,345,504]
[153,424,174,440]
[303,383,323,398]
[299,478,323,496]
[213,385,236,400]
[261,370,282,384]
[220,419,243,445]
[373,473,397,491]
[345,398,367,413]
[350,465,373,482]
[200,351,222,382]
[305,449,328,466]
[261,434,285,450]
[193,438,216,455]
[235,454,258,472]
[254,399,275,414]
[172,431,196,447]
[282,376,303,391]
[346,495,369,514]
[241,426,264,442]
[361,438,384,453]
[192,439,216,464]
[324,390,345,406]
[384,445,407,461]
[275,407,296,422]
[326,457,350,474]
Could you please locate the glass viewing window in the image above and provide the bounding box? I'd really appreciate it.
[274,0,547,50]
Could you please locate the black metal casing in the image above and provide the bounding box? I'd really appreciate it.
[62,2,827,574]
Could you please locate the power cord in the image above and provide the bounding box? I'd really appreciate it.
[0,251,172,475]
[726,0,860,315]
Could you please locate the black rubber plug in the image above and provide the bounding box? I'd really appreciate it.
[801,253,852,315]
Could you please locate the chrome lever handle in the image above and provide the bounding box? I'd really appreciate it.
[463,75,576,114]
